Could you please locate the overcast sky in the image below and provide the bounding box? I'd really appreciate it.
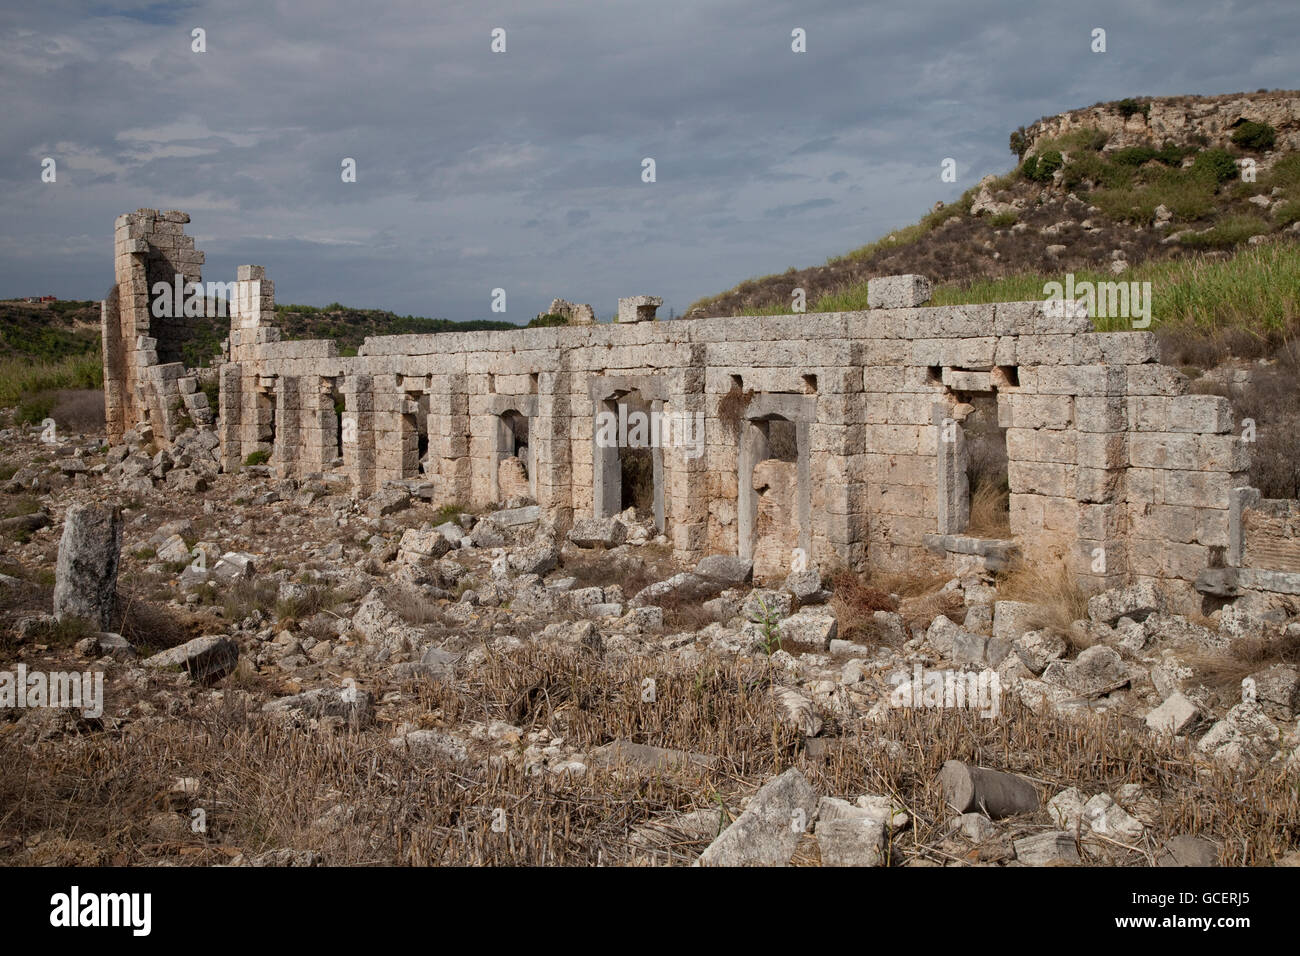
[2,0,1297,322]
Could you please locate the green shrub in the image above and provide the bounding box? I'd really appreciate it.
[1113,146,1157,166]
[989,211,1018,228]
[1061,152,1132,191]
[200,379,220,413]
[1155,142,1193,166]
[1231,121,1276,152]
[1116,98,1150,120]
[433,503,464,525]
[15,393,55,425]
[1009,126,1029,159]
[242,450,271,467]
[1022,150,1063,183]
[0,353,103,408]
[1264,153,1300,192]
[527,313,569,328]
[1193,149,1240,184]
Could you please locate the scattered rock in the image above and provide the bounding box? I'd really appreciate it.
[1014,831,1080,866]
[567,516,627,548]
[143,635,238,684]
[697,768,818,867]
[1156,835,1219,867]
[1145,692,1199,735]
[1087,582,1162,626]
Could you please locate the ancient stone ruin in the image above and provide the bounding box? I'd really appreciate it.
[101,209,1300,613]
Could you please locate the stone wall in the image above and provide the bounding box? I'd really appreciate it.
[102,210,1298,610]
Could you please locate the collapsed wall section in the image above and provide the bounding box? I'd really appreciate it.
[103,209,214,443]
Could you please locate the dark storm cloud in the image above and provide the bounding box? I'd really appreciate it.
[0,0,1296,320]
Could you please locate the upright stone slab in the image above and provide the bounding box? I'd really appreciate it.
[53,503,123,630]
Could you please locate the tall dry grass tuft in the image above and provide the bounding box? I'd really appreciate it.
[1185,631,1300,695]
[828,569,899,645]
[966,481,1011,538]
[997,554,1092,650]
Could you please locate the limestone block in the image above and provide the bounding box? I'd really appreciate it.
[617,295,662,323]
[1168,394,1233,434]
[867,274,932,309]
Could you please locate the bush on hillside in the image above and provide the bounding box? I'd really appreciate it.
[1193,148,1240,184]
[1116,98,1150,120]
[1021,150,1063,183]
[1231,121,1276,152]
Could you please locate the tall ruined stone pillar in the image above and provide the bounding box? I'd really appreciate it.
[343,374,377,497]
[217,363,244,472]
[666,360,709,561]
[299,378,340,475]
[273,376,301,478]
[427,373,471,505]
[534,368,573,530]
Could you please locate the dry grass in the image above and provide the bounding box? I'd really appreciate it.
[560,550,662,599]
[829,569,900,645]
[1185,631,1300,695]
[4,641,1296,866]
[997,555,1092,650]
[389,588,447,626]
[275,585,340,626]
[966,481,1011,538]
[657,589,718,632]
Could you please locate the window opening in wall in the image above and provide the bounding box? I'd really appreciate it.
[617,392,655,517]
[502,410,529,478]
[417,393,430,468]
[750,414,801,579]
[497,409,532,503]
[331,380,345,462]
[256,387,276,459]
[802,374,818,394]
[962,392,1010,538]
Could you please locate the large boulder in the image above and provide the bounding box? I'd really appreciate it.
[813,797,887,867]
[509,540,559,576]
[694,554,754,586]
[53,503,122,630]
[1087,582,1162,626]
[567,516,627,549]
[629,572,716,607]
[397,528,452,564]
[1248,665,1300,721]
[144,635,238,684]
[697,768,818,867]
[1064,645,1128,696]
[263,686,375,727]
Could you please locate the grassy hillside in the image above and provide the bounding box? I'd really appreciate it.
[690,99,1300,348]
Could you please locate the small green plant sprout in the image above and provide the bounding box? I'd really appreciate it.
[749,594,783,655]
